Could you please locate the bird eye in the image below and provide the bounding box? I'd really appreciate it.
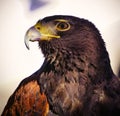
[56,22,70,31]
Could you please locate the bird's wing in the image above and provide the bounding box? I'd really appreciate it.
[1,74,49,116]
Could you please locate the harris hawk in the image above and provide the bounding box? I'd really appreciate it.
[2,15,120,116]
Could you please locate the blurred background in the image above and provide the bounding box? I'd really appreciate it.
[0,0,120,114]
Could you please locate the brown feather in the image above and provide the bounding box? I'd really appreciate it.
[2,72,49,116]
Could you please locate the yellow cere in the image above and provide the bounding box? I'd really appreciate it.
[34,23,60,41]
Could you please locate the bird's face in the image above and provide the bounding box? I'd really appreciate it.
[25,15,103,60]
[25,15,77,50]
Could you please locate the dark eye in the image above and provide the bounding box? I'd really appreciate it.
[56,22,70,31]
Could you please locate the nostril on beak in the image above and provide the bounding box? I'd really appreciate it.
[37,27,40,30]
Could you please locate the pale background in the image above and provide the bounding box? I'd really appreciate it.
[0,0,120,114]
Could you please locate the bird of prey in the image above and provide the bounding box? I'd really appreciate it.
[2,15,120,116]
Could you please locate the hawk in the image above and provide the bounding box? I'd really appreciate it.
[2,15,120,116]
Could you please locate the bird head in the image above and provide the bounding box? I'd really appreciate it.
[25,15,108,62]
[25,16,74,49]
[25,15,113,83]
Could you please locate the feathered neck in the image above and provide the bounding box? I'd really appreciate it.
[39,36,114,84]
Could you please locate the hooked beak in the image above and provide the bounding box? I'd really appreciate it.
[25,24,60,50]
[24,26,41,50]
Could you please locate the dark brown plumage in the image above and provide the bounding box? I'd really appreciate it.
[2,15,120,116]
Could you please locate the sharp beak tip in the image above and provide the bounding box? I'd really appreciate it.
[24,26,41,50]
[24,35,30,50]
[25,45,30,50]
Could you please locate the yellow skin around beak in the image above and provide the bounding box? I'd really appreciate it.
[24,23,60,50]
